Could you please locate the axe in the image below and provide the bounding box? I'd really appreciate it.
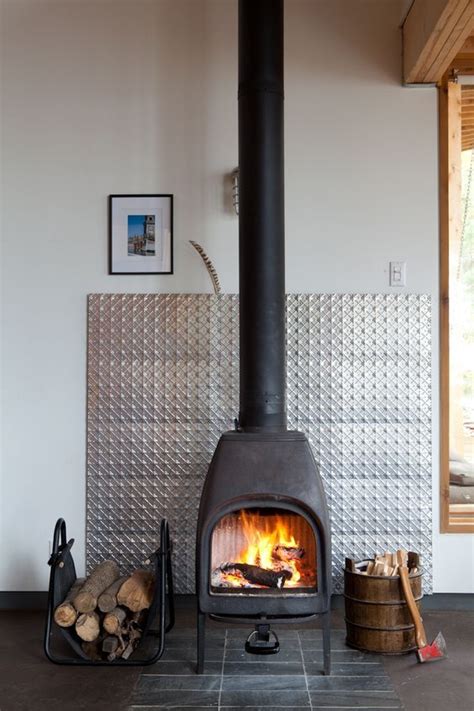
[399,565,447,663]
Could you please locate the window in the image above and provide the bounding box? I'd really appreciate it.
[440,78,474,532]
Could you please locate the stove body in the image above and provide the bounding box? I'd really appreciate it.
[197,431,331,617]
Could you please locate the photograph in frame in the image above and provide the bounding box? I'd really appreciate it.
[109,194,173,274]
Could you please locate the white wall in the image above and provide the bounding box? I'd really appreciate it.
[1,0,472,592]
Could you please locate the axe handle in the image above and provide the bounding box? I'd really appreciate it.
[400,565,427,649]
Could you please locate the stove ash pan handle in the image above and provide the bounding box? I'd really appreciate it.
[245,624,280,655]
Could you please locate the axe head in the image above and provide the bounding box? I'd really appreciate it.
[416,632,447,663]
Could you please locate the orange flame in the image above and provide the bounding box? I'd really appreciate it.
[234,511,302,586]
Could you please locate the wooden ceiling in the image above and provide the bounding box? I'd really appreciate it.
[403,0,474,84]
[451,32,474,150]
[401,2,474,148]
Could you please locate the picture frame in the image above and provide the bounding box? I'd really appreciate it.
[109,194,173,275]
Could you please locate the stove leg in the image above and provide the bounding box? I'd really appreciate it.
[321,609,331,675]
[197,609,205,674]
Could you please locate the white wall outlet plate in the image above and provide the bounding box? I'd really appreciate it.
[389,261,406,287]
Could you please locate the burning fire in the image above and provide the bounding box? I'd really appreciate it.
[218,510,306,588]
[240,510,301,585]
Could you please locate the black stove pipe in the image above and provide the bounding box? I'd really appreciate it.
[238,0,286,432]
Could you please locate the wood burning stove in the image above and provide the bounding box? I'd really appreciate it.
[196,0,331,674]
[197,432,331,672]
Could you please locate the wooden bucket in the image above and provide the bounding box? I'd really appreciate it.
[344,553,422,654]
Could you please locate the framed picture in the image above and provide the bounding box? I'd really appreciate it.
[109,194,173,275]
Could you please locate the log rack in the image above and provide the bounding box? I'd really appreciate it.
[44,518,175,665]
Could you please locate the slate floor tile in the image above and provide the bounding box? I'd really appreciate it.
[300,637,348,651]
[220,689,311,707]
[309,690,401,708]
[136,674,221,690]
[129,627,402,711]
[307,675,394,691]
[225,628,299,644]
[303,648,373,662]
[222,674,307,690]
[305,662,387,676]
[225,646,302,662]
[223,661,304,675]
[298,629,345,639]
[131,689,219,707]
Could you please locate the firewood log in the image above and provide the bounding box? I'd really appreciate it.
[117,570,154,612]
[102,635,119,654]
[103,606,128,635]
[73,560,120,613]
[97,576,128,613]
[102,635,121,660]
[272,545,305,562]
[220,563,292,588]
[121,627,142,660]
[121,642,135,660]
[53,578,85,628]
[75,612,100,642]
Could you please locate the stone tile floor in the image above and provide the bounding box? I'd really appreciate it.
[129,627,402,710]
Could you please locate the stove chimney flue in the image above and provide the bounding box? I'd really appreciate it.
[238,0,286,432]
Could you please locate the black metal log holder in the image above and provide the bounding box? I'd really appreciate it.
[44,518,175,665]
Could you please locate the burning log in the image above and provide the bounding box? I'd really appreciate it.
[53,578,84,628]
[220,562,292,588]
[73,560,120,613]
[273,545,305,562]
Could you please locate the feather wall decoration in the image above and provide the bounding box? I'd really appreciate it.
[189,240,222,294]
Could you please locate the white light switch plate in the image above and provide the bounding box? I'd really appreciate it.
[389,261,406,287]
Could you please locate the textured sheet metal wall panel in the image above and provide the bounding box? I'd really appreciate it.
[87,294,432,593]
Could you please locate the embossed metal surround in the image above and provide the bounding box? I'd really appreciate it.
[87,294,432,593]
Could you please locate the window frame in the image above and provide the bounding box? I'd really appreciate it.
[439,76,474,533]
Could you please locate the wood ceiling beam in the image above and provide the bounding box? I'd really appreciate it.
[449,55,474,73]
[403,0,474,84]
[459,35,474,51]
[458,32,474,52]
